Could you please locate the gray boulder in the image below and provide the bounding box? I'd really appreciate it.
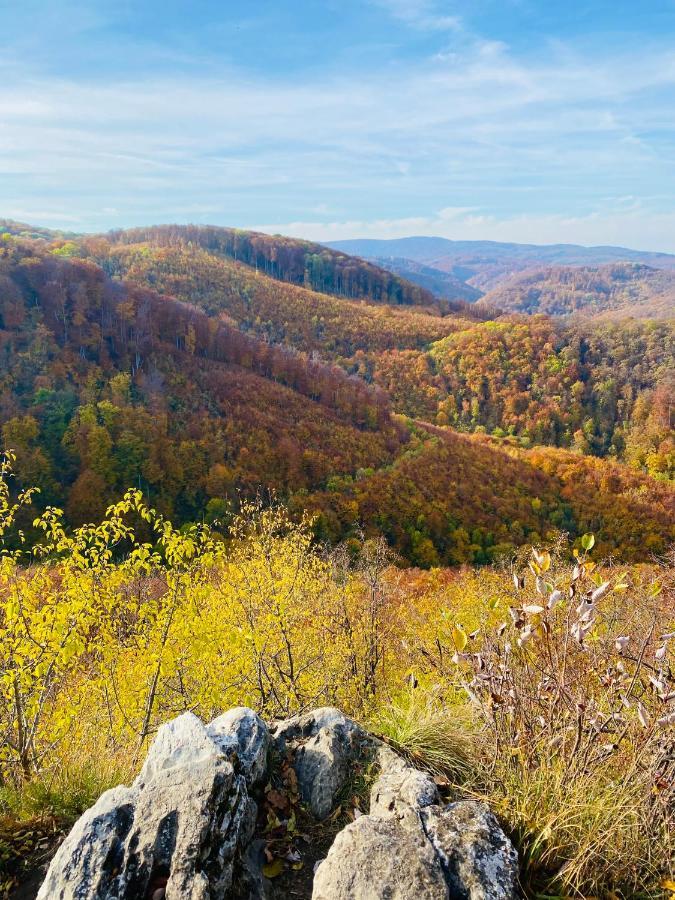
[421,802,519,900]
[311,801,517,900]
[272,707,366,819]
[312,809,449,900]
[37,710,265,900]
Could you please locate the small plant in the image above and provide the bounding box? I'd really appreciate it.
[370,689,475,781]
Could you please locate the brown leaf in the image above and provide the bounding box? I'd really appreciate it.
[266,790,289,812]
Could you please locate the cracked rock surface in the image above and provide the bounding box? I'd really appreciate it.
[312,800,518,900]
[38,706,518,900]
[271,707,367,820]
[37,711,264,900]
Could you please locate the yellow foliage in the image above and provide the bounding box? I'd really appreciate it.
[0,454,672,898]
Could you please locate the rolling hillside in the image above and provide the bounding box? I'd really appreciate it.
[0,226,672,565]
[106,225,447,309]
[0,235,403,527]
[366,316,674,476]
[478,262,675,319]
[77,238,484,361]
[329,236,675,291]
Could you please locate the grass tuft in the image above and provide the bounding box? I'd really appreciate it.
[370,690,475,781]
[0,751,133,825]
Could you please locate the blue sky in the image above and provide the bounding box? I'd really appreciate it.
[2,0,675,250]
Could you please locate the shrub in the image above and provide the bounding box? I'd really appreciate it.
[447,542,674,897]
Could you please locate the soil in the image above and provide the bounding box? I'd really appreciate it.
[0,818,66,900]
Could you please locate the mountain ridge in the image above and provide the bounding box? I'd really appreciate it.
[328,236,675,293]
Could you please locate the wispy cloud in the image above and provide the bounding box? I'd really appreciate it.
[1,14,675,247]
[371,0,462,32]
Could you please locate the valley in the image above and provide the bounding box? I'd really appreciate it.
[0,222,672,565]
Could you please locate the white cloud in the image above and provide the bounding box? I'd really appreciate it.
[371,0,462,32]
[1,32,675,246]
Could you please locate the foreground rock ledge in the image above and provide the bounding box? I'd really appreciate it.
[38,707,518,900]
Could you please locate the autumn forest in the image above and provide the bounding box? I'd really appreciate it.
[0,220,672,566]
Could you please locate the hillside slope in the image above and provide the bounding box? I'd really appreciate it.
[0,229,672,565]
[0,236,402,528]
[77,238,483,361]
[329,237,675,291]
[366,256,483,303]
[478,263,675,319]
[303,428,674,565]
[106,225,450,309]
[366,316,674,475]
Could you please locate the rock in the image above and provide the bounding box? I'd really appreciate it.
[272,707,366,819]
[38,710,260,900]
[38,706,518,900]
[370,744,440,818]
[311,799,517,900]
[420,802,519,900]
[208,706,270,786]
[36,784,136,900]
[312,809,449,900]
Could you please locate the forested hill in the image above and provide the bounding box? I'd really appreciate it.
[104,224,480,313]
[0,235,404,526]
[78,237,490,360]
[478,263,675,319]
[0,228,673,565]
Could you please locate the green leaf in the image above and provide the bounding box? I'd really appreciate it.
[581,533,595,551]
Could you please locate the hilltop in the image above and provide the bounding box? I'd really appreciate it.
[0,224,672,564]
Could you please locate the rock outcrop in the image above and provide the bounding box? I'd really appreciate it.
[37,710,267,900]
[38,706,518,900]
[271,707,367,820]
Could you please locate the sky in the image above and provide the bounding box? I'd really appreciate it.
[2,0,675,250]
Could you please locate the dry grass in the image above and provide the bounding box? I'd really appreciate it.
[370,690,476,781]
[478,750,673,898]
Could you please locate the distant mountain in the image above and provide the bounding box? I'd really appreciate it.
[366,256,483,303]
[478,263,675,319]
[328,237,675,291]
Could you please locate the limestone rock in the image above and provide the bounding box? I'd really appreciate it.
[312,801,517,900]
[370,744,440,818]
[420,801,519,900]
[38,706,518,900]
[272,707,366,819]
[312,810,449,900]
[208,706,270,786]
[38,710,262,900]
